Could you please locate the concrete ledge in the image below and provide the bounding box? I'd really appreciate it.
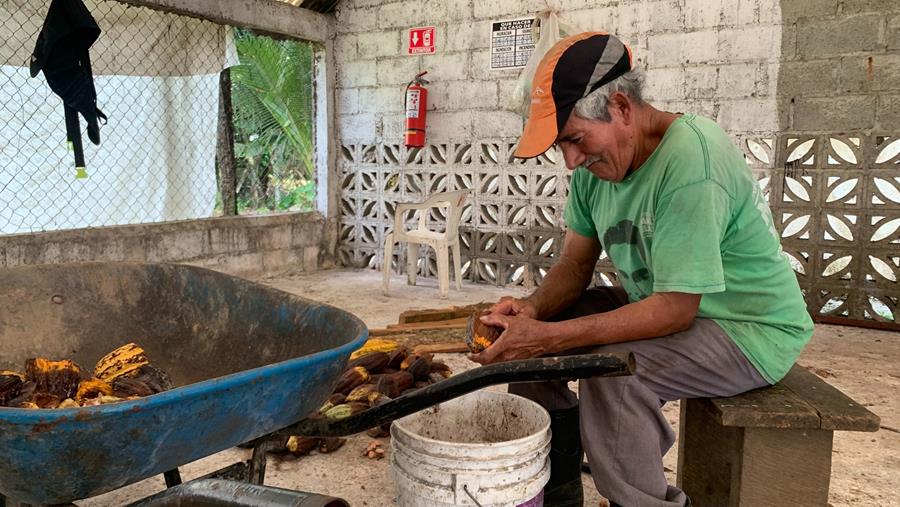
[115,0,331,42]
[0,212,325,278]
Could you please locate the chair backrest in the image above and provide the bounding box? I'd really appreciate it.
[394,190,470,240]
[443,189,470,235]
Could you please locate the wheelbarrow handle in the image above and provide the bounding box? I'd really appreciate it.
[281,351,635,438]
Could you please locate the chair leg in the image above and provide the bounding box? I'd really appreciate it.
[451,241,462,291]
[382,233,394,296]
[407,243,419,286]
[436,244,450,299]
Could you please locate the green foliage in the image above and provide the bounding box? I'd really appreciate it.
[230,29,315,212]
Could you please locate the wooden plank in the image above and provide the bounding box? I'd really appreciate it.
[677,399,745,506]
[779,365,881,432]
[707,383,821,429]
[397,303,491,324]
[385,318,468,331]
[413,342,469,355]
[368,327,468,347]
[739,427,833,506]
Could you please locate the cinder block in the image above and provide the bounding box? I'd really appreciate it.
[642,1,683,32]
[336,6,378,33]
[876,94,900,129]
[755,62,777,97]
[209,226,251,254]
[837,56,870,94]
[717,26,780,61]
[359,87,402,114]
[736,0,759,25]
[472,110,526,139]
[448,80,499,110]
[797,15,883,58]
[425,80,452,112]
[425,111,474,141]
[378,2,447,30]
[303,246,321,271]
[684,0,735,28]
[870,54,900,91]
[445,22,492,52]
[262,249,303,273]
[574,7,619,32]
[473,0,545,20]
[257,225,294,251]
[338,60,377,88]
[840,0,900,15]
[647,30,718,66]
[447,0,473,20]
[429,52,470,82]
[336,88,359,116]
[684,65,719,99]
[334,35,357,61]
[381,113,407,141]
[889,15,900,50]
[290,216,324,247]
[377,57,424,86]
[778,60,839,98]
[358,31,401,59]
[717,98,780,133]
[643,67,686,102]
[778,0,838,20]
[718,63,759,98]
[339,113,382,143]
[792,95,876,131]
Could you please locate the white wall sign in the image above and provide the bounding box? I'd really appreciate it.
[490,17,537,70]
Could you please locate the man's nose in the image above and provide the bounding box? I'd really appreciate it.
[562,145,584,170]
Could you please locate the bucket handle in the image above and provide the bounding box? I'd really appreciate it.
[462,484,484,507]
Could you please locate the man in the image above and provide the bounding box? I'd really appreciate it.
[470,32,814,507]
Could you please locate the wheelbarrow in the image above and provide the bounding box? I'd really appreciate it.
[0,262,634,506]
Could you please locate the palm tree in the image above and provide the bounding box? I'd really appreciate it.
[230,29,314,210]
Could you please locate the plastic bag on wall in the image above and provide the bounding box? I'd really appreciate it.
[507,10,580,117]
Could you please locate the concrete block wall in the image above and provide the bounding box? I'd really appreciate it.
[778,0,900,132]
[0,212,325,278]
[334,0,786,142]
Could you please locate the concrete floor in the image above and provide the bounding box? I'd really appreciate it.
[81,268,899,506]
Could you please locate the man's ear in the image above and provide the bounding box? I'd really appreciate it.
[609,92,632,125]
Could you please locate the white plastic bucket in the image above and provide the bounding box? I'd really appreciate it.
[390,391,551,507]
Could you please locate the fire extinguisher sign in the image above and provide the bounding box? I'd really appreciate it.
[408,26,436,55]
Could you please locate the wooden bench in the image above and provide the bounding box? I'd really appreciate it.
[677,364,880,506]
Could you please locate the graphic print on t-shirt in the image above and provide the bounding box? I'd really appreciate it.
[602,219,652,301]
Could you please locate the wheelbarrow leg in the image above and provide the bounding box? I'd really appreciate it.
[248,439,272,485]
[163,468,182,487]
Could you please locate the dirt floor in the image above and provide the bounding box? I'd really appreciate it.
[81,268,899,507]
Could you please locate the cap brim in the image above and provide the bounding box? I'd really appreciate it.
[513,109,558,159]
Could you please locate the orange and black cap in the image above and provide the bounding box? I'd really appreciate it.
[514,32,633,159]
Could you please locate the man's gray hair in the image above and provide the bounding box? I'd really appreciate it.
[572,67,646,122]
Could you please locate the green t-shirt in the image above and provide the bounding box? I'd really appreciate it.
[563,113,813,383]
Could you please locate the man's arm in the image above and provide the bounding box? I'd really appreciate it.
[472,290,701,363]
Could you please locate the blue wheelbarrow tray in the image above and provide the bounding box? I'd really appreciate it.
[0,263,368,505]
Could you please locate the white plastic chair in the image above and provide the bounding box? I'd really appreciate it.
[382,190,470,299]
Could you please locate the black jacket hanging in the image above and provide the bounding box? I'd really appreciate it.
[30,0,107,175]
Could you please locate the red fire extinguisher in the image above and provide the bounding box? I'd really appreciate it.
[404,71,429,147]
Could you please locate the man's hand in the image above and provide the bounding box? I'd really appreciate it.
[486,296,539,319]
[469,312,552,364]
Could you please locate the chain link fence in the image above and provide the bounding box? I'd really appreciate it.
[0,0,315,236]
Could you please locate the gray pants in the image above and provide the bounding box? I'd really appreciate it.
[509,288,769,507]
